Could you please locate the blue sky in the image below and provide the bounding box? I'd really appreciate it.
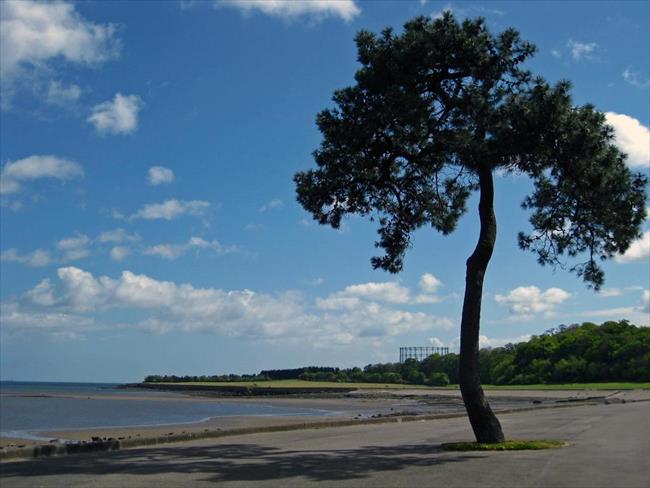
[1,0,648,382]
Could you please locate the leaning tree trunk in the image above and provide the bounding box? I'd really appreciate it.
[459,163,505,443]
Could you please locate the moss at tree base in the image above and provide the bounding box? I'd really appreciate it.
[441,439,567,451]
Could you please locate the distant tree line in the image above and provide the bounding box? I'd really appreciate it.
[143,373,271,383]
[259,367,339,380]
[144,321,649,385]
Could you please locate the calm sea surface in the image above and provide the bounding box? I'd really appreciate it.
[0,382,333,440]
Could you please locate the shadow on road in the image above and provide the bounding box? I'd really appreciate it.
[1,442,484,483]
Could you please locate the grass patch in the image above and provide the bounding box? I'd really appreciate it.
[155,380,432,390]
[151,380,650,390]
[441,440,567,451]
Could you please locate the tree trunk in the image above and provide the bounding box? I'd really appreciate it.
[459,164,505,443]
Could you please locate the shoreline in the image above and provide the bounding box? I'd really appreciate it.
[0,394,422,448]
[2,402,647,487]
[2,388,647,458]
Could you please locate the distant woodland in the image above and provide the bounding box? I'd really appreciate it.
[144,320,650,386]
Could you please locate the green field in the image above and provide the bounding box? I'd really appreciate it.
[155,380,431,389]
[149,380,650,390]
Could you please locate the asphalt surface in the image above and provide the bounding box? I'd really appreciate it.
[1,401,648,487]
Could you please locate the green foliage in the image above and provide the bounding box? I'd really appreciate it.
[299,371,338,382]
[427,372,450,386]
[294,13,646,288]
[496,320,650,384]
[144,321,649,386]
[143,373,271,383]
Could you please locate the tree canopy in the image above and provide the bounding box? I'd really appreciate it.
[295,13,646,288]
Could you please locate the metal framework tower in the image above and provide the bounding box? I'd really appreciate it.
[399,346,449,362]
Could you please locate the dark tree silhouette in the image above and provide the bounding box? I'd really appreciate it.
[294,14,647,443]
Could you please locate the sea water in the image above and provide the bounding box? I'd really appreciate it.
[0,381,333,440]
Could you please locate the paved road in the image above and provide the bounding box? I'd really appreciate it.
[1,401,648,487]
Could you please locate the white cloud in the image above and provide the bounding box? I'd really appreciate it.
[622,66,650,89]
[2,232,98,268]
[0,302,97,339]
[615,231,650,263]
[0,248,51,267]
[56,234,90,251]
[551,49,561,59]
[13,267,452,344]
[641,290,650,313]
[429,336,444,347]
[413,294,442,304]
[567,39,598,61]
[147,166,175,186]
[127,199,210,220]
[55,267,108,311]
[446,333,532,352]
[259,198,284,212]
[604,112,650,167]
[318,275,447,309]
[573,303,650,327]
[416,273,443,303]
[495,286,570,318]
[0,0,120,106]
[0,155,83,195]
[2,229,238,268]
[25,279,56,306]
[599,287,622,297]
[216,0,360,22]
[341,281,411,304]
[641,290,650,314]
[316,295,362,310]
[144,244,184,260]
[419,273,442,293]
[109,246,130,262]
[432,3,453,19]
[46,80,82,106]
[0,178,21,195]
[351,303,452,339]
[88,93,143,135]
[0,1,119,75]
[144,236,237,260]
[479,334,531,349]
[56,234,90,261]
[97,228,140,244]
[413,273,445,304]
